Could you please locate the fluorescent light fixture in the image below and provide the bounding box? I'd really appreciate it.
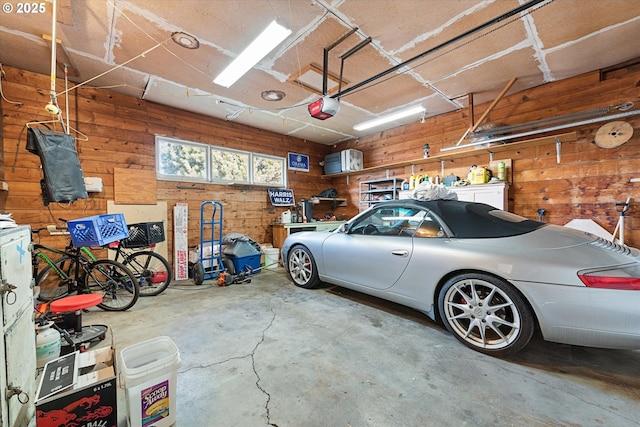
[354,105,426,131]
[214,20,292,88]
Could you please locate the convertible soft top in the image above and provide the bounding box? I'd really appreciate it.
[389,199,544,238]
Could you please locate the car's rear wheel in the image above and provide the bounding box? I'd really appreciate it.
[287,245,321,289]
[438,273,534,357]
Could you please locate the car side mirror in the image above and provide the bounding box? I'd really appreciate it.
[337,223,349,233]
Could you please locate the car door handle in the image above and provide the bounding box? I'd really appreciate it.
[391,250,409,257]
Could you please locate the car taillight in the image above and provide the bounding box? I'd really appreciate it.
[578,265,640,290]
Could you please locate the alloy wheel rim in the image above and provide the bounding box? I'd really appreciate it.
[290,249,312,285]
[443,278,521,350]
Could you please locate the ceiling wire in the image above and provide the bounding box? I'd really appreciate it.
[54,0,198,97]
[0,64,23,105]
[107,0,216,86]
[48,0,336,116]
[332,0,555,101]
[96,0,324,114]
[55,39,170,97]
[50,0,553,118]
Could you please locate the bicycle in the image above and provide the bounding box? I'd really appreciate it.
[53,219,172,296]
[104,240,172,296]
[32,227,140,311]
[103,220,172,296]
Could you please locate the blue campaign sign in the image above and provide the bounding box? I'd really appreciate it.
[268,188,295,206]
[288,152,309,172]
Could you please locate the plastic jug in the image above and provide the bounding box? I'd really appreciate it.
[470,167,489,184]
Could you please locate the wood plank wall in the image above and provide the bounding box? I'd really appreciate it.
[1,66,332,257]
[330,65,640,247]
[1,63,639,259]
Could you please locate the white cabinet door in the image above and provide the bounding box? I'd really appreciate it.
[1,228,32,327]
[0,227,36,427]
[4,307,36,427]
[450,183,509,210]
[452,189,475,203]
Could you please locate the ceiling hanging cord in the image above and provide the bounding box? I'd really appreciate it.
[64,64,70,131]
[45,0,67,133]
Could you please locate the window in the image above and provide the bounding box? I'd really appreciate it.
[253,153,285,186]
[156,136,286,186]
[348,205,446,238]
[156,137,208,182]
[414,213,446,238]
[211,147,250,184]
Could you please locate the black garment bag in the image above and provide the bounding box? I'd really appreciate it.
[26,127,88,204]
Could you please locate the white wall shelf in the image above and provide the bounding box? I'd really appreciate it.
[322,132,576,179]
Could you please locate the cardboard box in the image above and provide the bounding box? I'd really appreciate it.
[35,335,117,427]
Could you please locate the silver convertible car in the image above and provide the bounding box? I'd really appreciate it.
[282,199,640,357]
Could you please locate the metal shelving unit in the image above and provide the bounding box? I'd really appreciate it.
[359,177,400,211]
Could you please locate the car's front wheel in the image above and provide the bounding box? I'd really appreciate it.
[287,245,321,289]
[438,273,534,357]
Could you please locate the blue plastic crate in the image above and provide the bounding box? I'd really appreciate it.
[227,254,261,275]
[68,214,129,247]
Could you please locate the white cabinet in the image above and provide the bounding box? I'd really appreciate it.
[398,182,509,211]
[0,226,36,427]
[450,182,509,210]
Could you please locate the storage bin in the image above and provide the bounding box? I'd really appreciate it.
[227,254,261,275]
[223,239,261,257]
[120,336,181,427]
[323,152,341,175]
[122,221,166,248]
[68,213,129,247]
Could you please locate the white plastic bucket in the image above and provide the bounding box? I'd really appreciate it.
[264,248,280,269]
[120,336,181,427]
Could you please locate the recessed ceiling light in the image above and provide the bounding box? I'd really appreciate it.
[171,32,200,49]
[261,90,286,101]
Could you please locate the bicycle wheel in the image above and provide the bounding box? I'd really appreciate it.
[36,255,74,301]
[122,251,173,296]
[84,259,139,311]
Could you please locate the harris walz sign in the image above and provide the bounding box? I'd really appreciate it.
[268,188,295,206]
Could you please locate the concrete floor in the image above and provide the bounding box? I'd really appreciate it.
[81,267,640,427]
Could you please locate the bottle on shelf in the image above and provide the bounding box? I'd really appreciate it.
[498,161,506,181]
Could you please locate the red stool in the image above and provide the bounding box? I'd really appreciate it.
[49,294,106,351]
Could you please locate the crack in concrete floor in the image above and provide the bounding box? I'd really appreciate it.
[178,303,278,426]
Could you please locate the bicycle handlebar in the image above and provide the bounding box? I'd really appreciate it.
[31,224,68,235]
